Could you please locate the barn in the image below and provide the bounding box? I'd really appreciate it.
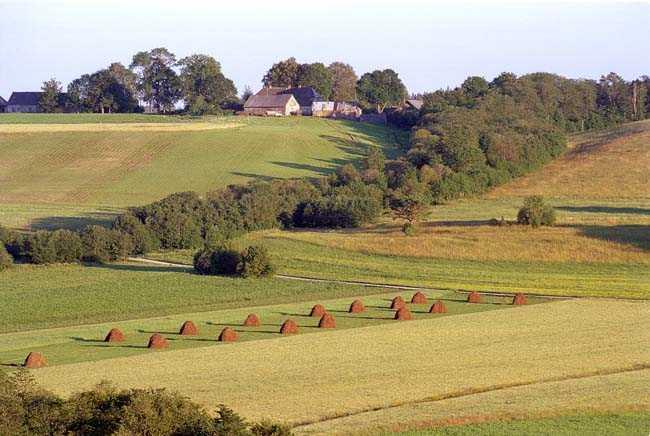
[243,94,300,116]
[6,92,44,113]
[0,96,7,112]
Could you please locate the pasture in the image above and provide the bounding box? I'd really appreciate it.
[0,114,403,229]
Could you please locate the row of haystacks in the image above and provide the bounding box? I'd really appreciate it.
[22,290,527,368]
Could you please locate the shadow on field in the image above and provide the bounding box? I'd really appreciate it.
[30,212,118,231]
[573,224,650,251]
[558,206,650,216]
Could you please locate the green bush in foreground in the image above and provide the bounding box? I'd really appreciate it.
[0,371,291,436]
[240,245,276,278]
[517,196,556,228]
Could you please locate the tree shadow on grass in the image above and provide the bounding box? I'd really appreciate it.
[30,212,119,231]
[564,224,650,251]
[70,336,104,343]
[136,329,178,335]
[558,206,650,216]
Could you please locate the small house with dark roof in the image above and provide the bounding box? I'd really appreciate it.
[405,99,423,110]
[243,93,300,116]
[6,92,44,113]
[252,86,322,115]
[0,96,7,112]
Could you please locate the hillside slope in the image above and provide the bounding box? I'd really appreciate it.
[0,116,401,229]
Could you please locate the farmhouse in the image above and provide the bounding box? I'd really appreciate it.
[246,86,322,116]
[6,91,43,113]
[405,99,423,110]
[0,96,7,112]
[243,93,300,116]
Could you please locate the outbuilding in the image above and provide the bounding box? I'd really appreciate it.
[6,92,43,113]
[243,94,300,116]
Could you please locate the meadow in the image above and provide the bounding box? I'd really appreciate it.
[0,114,403,229]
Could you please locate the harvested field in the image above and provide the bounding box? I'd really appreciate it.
[30,300,650,425]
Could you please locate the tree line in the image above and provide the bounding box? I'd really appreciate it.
[0,371,290,435]
[38,51,409,115]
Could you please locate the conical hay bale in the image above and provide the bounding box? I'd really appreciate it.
[280,319,299,334]
[390,296,406,310]
[429,300,447,313]
[147,333,168,349]
[218,327,238,342]
[513,293,527,305]
[349,299,365,313]
[179,320,198,336]
[394,307,412,320]
[318,313,336,328]
[104,328,125,342]
[467,291,483,304]
[243,313,260,327]
[411,291,427,304]
[24,352,46,369]
[310,304,327,317]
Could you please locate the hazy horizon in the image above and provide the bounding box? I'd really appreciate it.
[1,0,649,100]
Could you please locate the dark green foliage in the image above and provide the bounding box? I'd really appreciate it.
[81,225,134,263]
[0,244,12,271]
[0,374,290,436]
[356,69,408,113]
[517,196,556,227]
[240,245,275,278]
[49,230,84,263]
[210,247,243,276]
[22,232,58,264]
[178,54,238,115]
[296,62,333,100]
[112,213,159,254]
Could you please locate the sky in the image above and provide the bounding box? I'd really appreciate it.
[1,0,649,100]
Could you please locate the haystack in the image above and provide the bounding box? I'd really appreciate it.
[429,300,447,313]
[467,291,483,303]
[218,327,238,342]
[318,313,336,328]
[147,333,168,349]
[349,299,365,313]
[390,296,406,310]
[243,313,261,327]
[104,328,125,342]
[394,307,412,320]
[23,352,46,369]
[280,319,299,334]
[179,320,198,336]
[411,291,427,304]
[513,293,527,305]
[310,304,327,317]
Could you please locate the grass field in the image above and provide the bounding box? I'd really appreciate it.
[0,115,403,229]
[0,287,540,367]
[26,299,650,427]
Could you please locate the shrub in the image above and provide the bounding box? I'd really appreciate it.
[81,226,134,263]
[49,230,84,263]
[0,245,12,271]
[210,247,243,276]
[402,222,416,236]
[193,249,213,275]
[240,246,275,278]
[250,420,293,436]
[22,231,58,264]
[517,196,556,227]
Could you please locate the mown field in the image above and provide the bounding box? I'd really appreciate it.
[0,114,402,229]
[25,299,649,428]
[0,287,539,367]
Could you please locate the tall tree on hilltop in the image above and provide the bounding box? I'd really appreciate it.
[40,78,62,112]
[177,54,237,115]
[328,62,358,101]
[262,57,300,88]
[66,63,138,113]
[130,47,181,113]
[296,62,333,99]
[356,69,407,113]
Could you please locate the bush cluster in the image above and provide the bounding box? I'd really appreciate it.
[517,196,556,227]
[194,245,275,278]
[0,371,291,436]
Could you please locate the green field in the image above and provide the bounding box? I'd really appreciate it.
[0,115,402,229]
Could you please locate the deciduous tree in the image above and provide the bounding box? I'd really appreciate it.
[356,69,407,112]
[177,54,237,114]
[40,78,62,112]
[130,47,181,113]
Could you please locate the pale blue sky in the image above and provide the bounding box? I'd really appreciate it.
[1,0,649,100]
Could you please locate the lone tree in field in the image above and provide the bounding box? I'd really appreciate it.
[517,196,556,228]
[389,170,430,235]
[40,78,62,112]
[356,69,407,113]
